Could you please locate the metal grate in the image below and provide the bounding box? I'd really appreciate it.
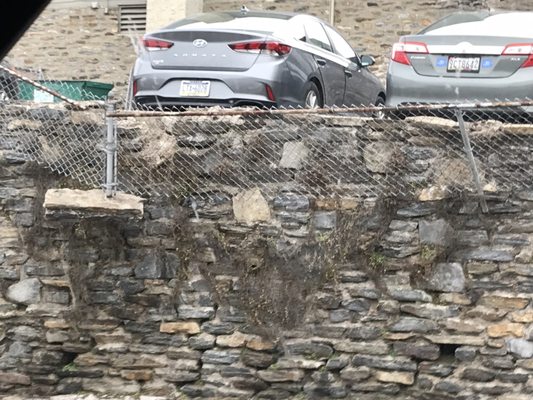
[118,3,147,32]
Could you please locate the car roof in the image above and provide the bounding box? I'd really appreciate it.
[420,11,533,37]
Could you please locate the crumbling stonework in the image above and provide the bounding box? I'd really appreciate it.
[0,106,532,399]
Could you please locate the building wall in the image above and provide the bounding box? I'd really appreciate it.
[146,0,203,32]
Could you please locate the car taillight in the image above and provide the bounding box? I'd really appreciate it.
[142,38,174,51]
[502,43,533,68]
[391,42,429,65]
[265,84,275,102]
[229,41,292,56]
[132,79,138,96]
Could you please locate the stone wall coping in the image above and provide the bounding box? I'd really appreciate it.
[43,188,144,217]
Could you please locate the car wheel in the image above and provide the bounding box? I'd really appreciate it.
[304,82,323,109]
[373,96,386,119]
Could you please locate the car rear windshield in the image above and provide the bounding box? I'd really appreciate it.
[165,12,292,33]
[425,12,533,38]
[420,11,533,37]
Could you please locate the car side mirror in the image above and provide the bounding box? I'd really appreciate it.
[360,55,375,68]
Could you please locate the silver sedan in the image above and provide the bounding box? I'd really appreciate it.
[386,10,533,108]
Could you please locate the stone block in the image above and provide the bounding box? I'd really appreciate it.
[164,371,200,383]
[241,349,276,368]
[466,306,508,321]
[400,303,459,319]
[6,278,41,305]
[419,219,454,247]
[488,322,525,338]
[216,331,251,348]
[273,357,324,370]
[334,340,389,355]
[160,321,200,334]
[0,372,31,385]
[510,310,533,323]
[423,263,466,292]
[351,355,417,372]
[375,370,415,385]
[189,333,215,350]
[81,377,141,394]
[257,369,304,383]
[201,349,240,365]
[340,366,371,382]
[120,370,153,381]
[461,368,496,382]
[364,141,402,173]
[273,193,310,211]
[284,339,333,359]
[390,317,438,333]
[479,296,529,310]
[246,336,275,351]
[388,288,432,302]
[177,305,215,320]
[351,382,400,394]
[313,211,337,230]
[346,325,382,340]
[507,338,533,358]
[202,321,235,335]
[444,318,485,334]
[279,141,309,169]
[425,335,484,346]
[393,341,440,360]
[233,188,271,224]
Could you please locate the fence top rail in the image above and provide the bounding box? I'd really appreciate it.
[108,99,533,118]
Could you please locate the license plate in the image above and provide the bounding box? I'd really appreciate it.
[179,80,210,97]
[447,56,480,73]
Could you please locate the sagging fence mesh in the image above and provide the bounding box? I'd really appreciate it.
[0,66,532,204]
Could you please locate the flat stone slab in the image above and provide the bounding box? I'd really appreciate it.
[44,189,143,218]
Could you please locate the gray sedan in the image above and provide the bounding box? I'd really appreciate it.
[386,10,533,107]
[131,9,384,110]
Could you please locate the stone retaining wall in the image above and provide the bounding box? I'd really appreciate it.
[0,106,532,399]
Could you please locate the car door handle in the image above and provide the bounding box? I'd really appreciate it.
[316,59,327,67]
[344,69,353,77]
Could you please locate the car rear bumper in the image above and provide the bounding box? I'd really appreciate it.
[134,95,275,110]
[386,62,533,107]
[132,57,296,109]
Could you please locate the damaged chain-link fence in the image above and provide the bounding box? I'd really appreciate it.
[0,65,532,206]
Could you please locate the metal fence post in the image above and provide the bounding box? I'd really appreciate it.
[104,102,117,197]
[455,109,488,213]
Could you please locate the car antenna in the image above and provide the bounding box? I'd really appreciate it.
[240,5,249,15]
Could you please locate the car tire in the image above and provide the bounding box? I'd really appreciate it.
[373,96,386,119]
[303,81,323,109]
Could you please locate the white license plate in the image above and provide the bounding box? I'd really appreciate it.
[179,80,210,97]
[447,56,480,72]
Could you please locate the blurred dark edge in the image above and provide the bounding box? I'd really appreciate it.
[0,0,51,60]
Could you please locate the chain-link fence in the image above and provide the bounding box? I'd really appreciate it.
[0,65,107,190]
[0,65,532,206]
[110,103,533,204]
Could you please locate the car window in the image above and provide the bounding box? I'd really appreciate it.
[275,17,306,42]
[323,25,355,59]
[304,21,332,52]
[423,12,533,37]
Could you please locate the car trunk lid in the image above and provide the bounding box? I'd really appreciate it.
[144,30,265,71]
[399,35,531,78]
